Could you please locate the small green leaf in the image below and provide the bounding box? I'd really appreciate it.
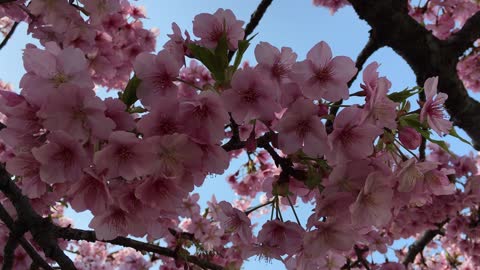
[121,75,141,108]
[233,39,250,70]
[388,88,418,102]
[449,127,472,146]
[399,113,454,155]
[188,43,216,72]
[399,113,422,128]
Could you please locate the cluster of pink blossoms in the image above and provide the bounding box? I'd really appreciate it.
[2,0,157,90]
[0,1,479,270]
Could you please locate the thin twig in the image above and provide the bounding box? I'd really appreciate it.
[54,227,224,270]
[0,21,19,50]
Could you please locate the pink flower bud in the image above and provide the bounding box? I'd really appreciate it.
[398,127,421,150]
[317,103,329,117]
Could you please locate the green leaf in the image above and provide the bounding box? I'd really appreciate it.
[449,127,472,146]
[388,88,418,102]
[399,113,454,155]
[399,113,422,128]
[188,35,231,84]
[121,75,141,108]
[233,39,250,70]
[188,43,216,72]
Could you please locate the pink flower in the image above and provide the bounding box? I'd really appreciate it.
[83,0,121,24]
[133,50,182,106]
[134,175,190,209]
[68,168,111,215]
[303,217,356,258]
[199,143,229,175]
[32,131,89,184]
[395,158,437,193]
[222,67,281,123]
[104,98,135,131]
[178,91,229,143]
[193,8,244,50]
[163,23,191,65]
[424,169,456,196]
[398,127,422,150]
[257,220,304,257]
[136,97,181,137]
[146,134,202,178]
[37,87,115,143]
[292,41,357,102]
[420,76,452,136]
[327,107,382,164]
[89,205,146,240]
[275,98,330,157]
[216,201,252,244]
[94,131,155,180]
[6,153,46,198]
[349,171,393,228]
[20,43,93,107]
[360,62,398,129]
[254,42,297,85]
[313,0,350,14]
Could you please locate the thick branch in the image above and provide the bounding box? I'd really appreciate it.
[0,203,53,270]
[0,0,17,4]
[54,227,224,270]
[347,0,480,149]
[3,232,19,270]
[447,11,480,57]
[402,227,444,266]
[0,167,76,270]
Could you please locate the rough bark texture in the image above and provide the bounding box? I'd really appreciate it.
[348,0,480,149]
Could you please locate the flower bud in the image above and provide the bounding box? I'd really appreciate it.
[398,127,421,150]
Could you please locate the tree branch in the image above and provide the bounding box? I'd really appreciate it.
[447,11,480,57]
[0,21,19,51]
[347,0,480,150]
[0,0,18,4]
[54,227,225,270]
[402,227,444,266]
[3,232,19,270]
[0,167,76,270]
[244,0,273,39]
[0,203,53,270]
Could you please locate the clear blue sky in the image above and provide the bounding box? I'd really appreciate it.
[0,1,477,269]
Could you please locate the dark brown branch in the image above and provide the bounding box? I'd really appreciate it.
[402,227,444,266]
[0,167,76,270]
[244,0,273,39]
[0,0,17,4]
[0,21,19,51]
[0,204,53,270]
[54,227,224,270]
[447,11,480,57]
[3,232,19,270]
[347,0,480,149]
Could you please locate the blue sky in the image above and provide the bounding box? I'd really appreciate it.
[0,0,477,269]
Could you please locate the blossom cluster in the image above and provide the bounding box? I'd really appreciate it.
[0,1,478,270]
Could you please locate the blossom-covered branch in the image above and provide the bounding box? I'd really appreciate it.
[55,227,225,270]
[348,0,480,149]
